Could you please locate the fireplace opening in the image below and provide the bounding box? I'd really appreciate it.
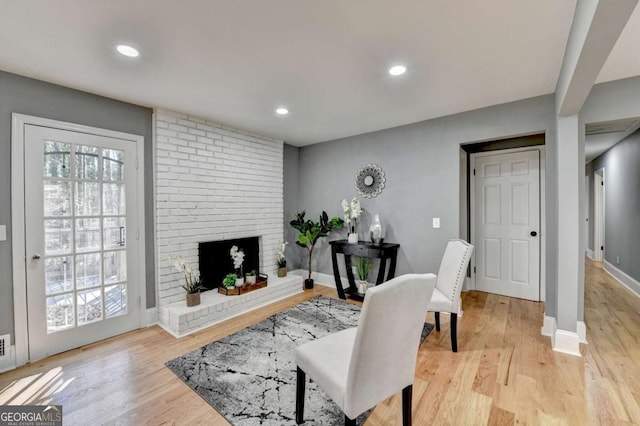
[198,237,260,290]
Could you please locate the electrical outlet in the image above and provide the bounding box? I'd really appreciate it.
[433,218,440,229]
[0,225,6,242]
[616,256,620,265]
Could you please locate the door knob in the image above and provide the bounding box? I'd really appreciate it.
[32,254,41,260]
[530,231,538,237]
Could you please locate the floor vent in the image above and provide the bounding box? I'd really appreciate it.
[0,334,9,358]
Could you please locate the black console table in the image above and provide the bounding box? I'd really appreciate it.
[329,239,400,300]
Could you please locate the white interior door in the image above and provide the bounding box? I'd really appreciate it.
[594,168,605,262]
[24,124,141,361]
[474,150,540,301]
[584,175,590,257]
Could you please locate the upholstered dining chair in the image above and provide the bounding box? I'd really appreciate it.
[427,239,474,352]
[295,273,436,426]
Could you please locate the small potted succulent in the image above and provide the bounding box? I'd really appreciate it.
[245,270,257,285]
[172,256,203,307]
[277,241,288,277]
[223,273,238,289]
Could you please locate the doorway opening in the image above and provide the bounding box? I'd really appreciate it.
[462,134,545,302]
[593,168,605,262]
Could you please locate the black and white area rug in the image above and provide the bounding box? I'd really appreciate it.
[166,296,433,425]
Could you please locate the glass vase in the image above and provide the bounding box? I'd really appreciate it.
[369,213,384,245]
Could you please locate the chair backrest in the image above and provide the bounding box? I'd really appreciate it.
[343,273,436,418]
[435,239,473,304]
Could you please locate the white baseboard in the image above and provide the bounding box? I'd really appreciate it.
[290,269,341,290]
[0,345,17,373]
[586,249,594,260]
[577,321,587,344]
[603,260,640,297]
[541,315,583,356]
[553,329,582,356]
[143,307,159,327]
[541,315,556,337]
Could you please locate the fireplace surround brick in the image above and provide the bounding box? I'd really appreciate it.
[155,109,284,309]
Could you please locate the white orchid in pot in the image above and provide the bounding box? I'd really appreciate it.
[171,256,203,307]
[230,245,245,287]
[341,197,362,244]
[277,241,288,277]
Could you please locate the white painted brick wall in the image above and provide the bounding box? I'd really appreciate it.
[155,109,284,306]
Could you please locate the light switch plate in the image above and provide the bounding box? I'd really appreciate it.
[433,218,440,229]
[0,225,6,241]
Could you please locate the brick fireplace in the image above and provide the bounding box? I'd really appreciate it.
[155,109,295,335]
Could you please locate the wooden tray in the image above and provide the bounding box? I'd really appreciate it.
[218,274,268,296]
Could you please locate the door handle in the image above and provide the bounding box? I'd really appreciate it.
[530,231,538,237]
[32,254,41,260]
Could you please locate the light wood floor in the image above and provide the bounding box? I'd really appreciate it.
[1,260,639,425]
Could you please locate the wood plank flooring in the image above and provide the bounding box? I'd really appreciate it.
[1,260,639,425]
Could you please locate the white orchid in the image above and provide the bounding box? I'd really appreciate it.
[169,255,202,293]
[341,197,362,231]
[277,241,288,267]
[277,241,288,261]
[230,245,245,270]
[341,199,349,212]
[350,198,362,219]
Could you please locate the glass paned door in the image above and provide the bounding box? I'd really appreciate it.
[25,125,141,361]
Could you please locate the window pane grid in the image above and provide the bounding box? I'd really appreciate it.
[44,143,127,334]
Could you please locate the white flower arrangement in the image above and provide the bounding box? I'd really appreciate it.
[230,245,245,272]
[277,241,288,267]
[341,197,362,234]
[170,255,202,294]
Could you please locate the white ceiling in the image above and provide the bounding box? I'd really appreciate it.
[585,118,640,163]
[0,1,638,147]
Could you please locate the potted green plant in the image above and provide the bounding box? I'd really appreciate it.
[172,256,203,307]
[245,270,257,285]
[290,210,344,289]
[355,257,371,295]
[223,273,238,289]
[277,241,288,277]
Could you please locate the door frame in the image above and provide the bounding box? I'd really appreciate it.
[11,113,146,367]
[594,168,605,262]
[469,146,546,301]
[584,175,591,258]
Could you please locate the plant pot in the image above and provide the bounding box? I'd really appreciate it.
[358,280,368,295]
[347,233,358,244]
[236,277,244,287]
[186,292,201,307]
[304,278,314,289]
[277,267,287,277]
[245,275,256,285]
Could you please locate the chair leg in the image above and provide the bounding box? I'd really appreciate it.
[344,415,356,426]
[451,313,458,352]
[296,367,305,424]
[402,384,413,426]
[435,312,440,332]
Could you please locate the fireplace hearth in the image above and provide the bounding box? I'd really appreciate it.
[199,237,260,290]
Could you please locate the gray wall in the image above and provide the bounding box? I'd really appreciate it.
[581,75,640,314]
[0,71,155,342]
[287,95,558,316]
[283,143,304,269]
[586,129,640,282]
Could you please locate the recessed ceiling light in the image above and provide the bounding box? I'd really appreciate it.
[116,44,140,58]
[276,108,289,115]
[389,65,407,76]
